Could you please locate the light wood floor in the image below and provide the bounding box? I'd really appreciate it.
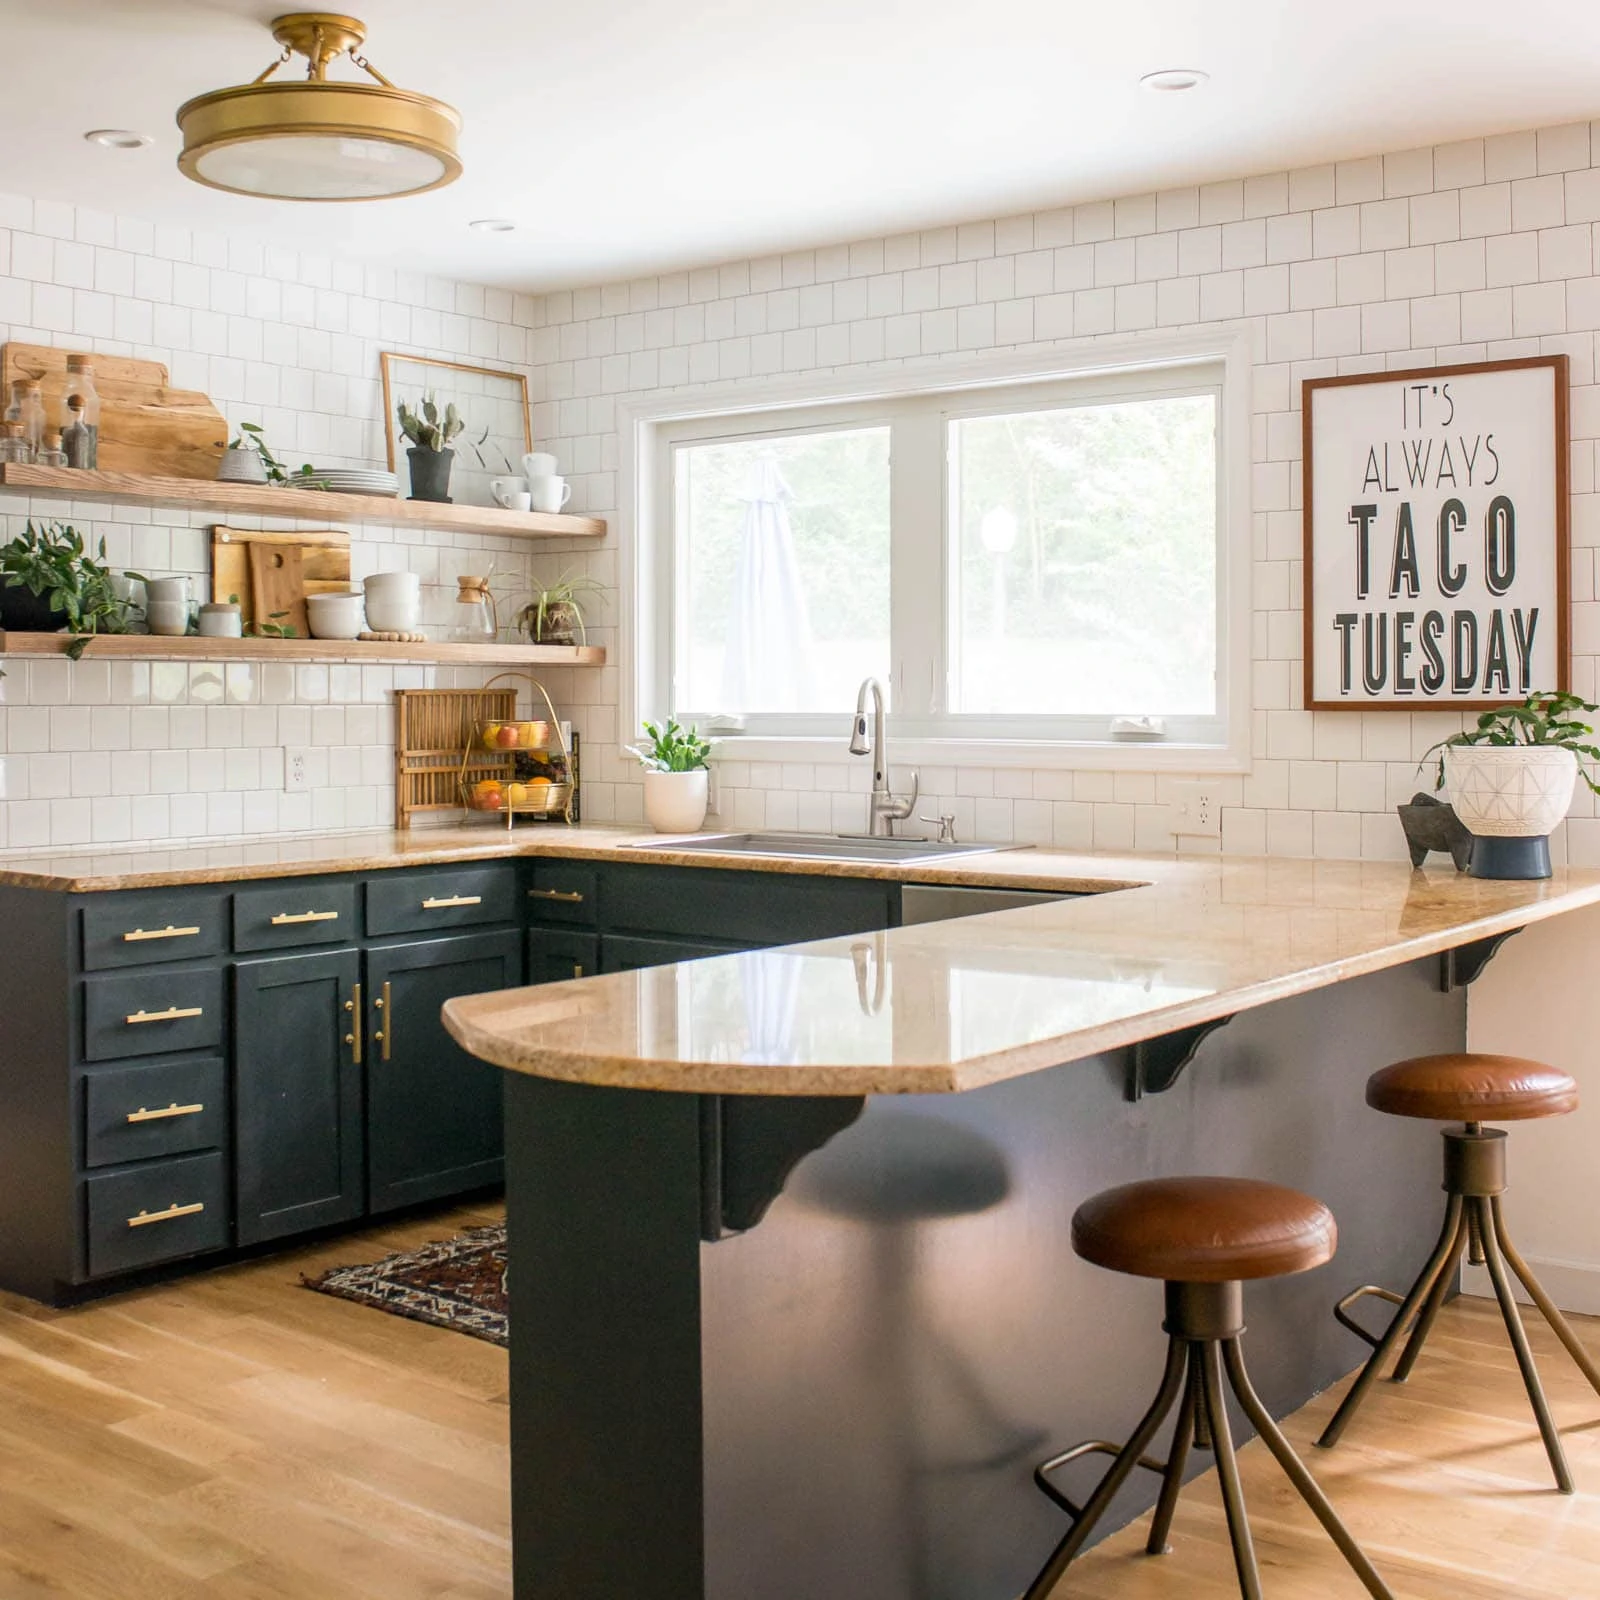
[1,1212,1598,1598]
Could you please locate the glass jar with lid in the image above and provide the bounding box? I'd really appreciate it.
[61,355,100,469]
[35,430,67,468]
[0,422,32,464]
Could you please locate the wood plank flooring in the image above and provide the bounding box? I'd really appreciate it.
[0,1210,1596,1598]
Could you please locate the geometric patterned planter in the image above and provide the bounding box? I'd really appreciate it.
[1443,744,1577,838]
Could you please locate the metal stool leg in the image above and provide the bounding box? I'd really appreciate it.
[1391,1210,1470,1384]
[1491,1195,1600,1397]
[1223,1340,1396,1600]
[1317,1194,1466,1449]
[1022,1337,1188,1600]
[1473,1195,1574,1492]
[1145,1355,1202,1556]
[1198,1340,1262,1600]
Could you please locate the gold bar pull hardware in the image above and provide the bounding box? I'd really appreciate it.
[127,1201,205,1229]
[271,909,340,926]
[422,894,482,909]
[122,925,200,943]
[529,888,584,904]
[125,1006,204,1025]
[126,1102,203,1124]
[572,963,585,979]
[345,984,362,1065]
[374,981,392,1061]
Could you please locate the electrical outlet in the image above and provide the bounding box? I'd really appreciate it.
[1168,780,1222,838]
[283,747,311,793]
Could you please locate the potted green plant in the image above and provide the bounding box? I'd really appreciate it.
[396,394,464,503]
[516,568,604,646]
[218,421,279,485]
[0,520,136,658]
[1423,691,1600,879]
[627,719,713,833]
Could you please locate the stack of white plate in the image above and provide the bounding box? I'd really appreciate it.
[290,467,401,498]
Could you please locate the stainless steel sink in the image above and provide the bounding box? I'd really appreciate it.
[635,831,1028,865]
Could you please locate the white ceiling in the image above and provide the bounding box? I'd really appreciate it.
[10,1,1600,293]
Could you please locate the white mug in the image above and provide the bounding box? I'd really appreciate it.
[522,451,558,480]
[500,491,533,513]
[528,475,572,514]
[491,475,528,508]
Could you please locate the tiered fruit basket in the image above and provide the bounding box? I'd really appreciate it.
[458,676,574,826]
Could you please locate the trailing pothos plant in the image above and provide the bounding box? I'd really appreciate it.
[627,719,712,772]
[1423,691,1600,797]
[0,520,136,659]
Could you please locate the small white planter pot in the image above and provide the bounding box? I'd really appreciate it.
[1443,744,1577,879]
[643,769,709,834]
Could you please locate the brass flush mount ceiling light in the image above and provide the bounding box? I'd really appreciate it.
[176,13,461,202]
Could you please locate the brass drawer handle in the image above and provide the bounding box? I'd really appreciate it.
[572,963,585,979]
[270,909,341,926]
[529,888,585,904]
[374,981,392,1061]
[122,925,201,943]
[346,983,363,1065]
[125,1006,204,1025]
[127,1201,205,1229]
[126,1102,204,1124]
[422,894,482,909]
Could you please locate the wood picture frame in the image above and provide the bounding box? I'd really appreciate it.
[1302,355,1569,712]
[379,353,533,508]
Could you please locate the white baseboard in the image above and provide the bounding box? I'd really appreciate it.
[1460,1254,1600,1317]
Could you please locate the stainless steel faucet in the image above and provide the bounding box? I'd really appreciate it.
[848,677,918,836]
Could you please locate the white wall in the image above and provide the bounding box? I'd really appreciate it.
[527,119,1600,860]
[0,190,611,850]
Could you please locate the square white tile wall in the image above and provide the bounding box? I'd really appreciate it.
[525,118,1600,865]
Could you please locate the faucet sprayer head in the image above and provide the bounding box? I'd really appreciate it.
[848,714,871,755]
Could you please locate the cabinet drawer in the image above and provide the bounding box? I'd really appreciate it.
[80,890,227,972]
[85,1151,228,1278]
[365,865,515,937]
[526,861,598,926]
[234,880,357,952]
[82,967,224,1062]
[83,1056,226,1169]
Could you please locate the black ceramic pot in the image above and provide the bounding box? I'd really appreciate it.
[0,582,66,632]
[407,446,454,503]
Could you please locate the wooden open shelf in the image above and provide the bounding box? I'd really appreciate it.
[0,632,605,667]
[0,464,607,541]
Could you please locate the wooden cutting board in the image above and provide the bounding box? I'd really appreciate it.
[2,343,226,479]
[248,543,307,641]
[211,527,351,636]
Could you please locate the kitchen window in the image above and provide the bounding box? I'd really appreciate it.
[629,337,1250,767]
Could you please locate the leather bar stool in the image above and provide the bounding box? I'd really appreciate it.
[1317,1051,1600,1491]
[1023,1176,1393,1600]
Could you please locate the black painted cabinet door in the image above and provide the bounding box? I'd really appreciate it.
[234,948,363,1247]
[527,926,600,984]
[365,930,520,1214]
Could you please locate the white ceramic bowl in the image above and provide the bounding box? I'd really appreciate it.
[146,601,189,637]
[363,571,421,600]
[1443,745,1578,838]
[363,596,421,633]
[305,591,366,640]
[144,576,190,605]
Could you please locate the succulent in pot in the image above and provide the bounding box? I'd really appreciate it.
[0,519,136,658]
[1424,691,1600,879]
[627,719,713,833]
[396,394,465,503]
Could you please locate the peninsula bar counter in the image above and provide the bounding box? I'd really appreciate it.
[445,852,1600,1600]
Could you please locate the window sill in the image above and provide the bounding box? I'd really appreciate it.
[702,735,1249,774]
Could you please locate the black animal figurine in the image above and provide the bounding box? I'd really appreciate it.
[1396,791,1474,872]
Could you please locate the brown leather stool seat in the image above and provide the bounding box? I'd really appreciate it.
[1366,1052,1578,1121]
[1072,1176,1337,1282]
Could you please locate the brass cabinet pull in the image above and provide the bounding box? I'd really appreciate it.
[126,1102,204,1124]
[125,1006,204,1025]
[127,1201,205,1229]
[572,963,585,979]
[345,983,362,1065]
[529,888,585,904]
[270,909,340,926]
[373,981,392,1061]
[422,894,482,909]
[122,925,201,943]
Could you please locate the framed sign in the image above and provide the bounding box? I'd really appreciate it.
[1302,356,1568,710]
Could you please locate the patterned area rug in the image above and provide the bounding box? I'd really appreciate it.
[305,1223,508,1346]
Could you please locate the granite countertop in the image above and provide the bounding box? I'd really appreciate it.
[441,853,1600,1097]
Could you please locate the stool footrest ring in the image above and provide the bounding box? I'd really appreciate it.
[1333,1284,1405,1349]
[1034,1439,1170,1518]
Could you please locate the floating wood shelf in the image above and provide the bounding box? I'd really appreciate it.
[0,632,605,667]
[0,464,606,540]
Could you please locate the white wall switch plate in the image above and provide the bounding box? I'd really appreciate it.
[283,747,312,793]
[1168,779,1222,838]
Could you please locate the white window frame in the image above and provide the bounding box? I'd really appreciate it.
[619,328,1253,772]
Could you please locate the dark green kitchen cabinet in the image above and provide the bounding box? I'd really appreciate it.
[601,933,742,973]
[365,930,521,1214]
[234,948,364,1246]
[527,925,600,984]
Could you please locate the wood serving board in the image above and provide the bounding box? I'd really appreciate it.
[2,343,226,479]
[211,527,351,632]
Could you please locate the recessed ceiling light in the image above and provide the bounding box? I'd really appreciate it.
[469,218,516,233]
[84,129,152,150]
[1139,68,1209,92]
